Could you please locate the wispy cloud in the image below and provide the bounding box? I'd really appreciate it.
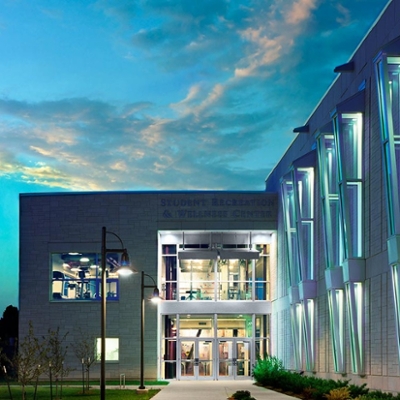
[0,0,388,193]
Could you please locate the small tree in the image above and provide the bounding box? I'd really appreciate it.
[12,322,44,400]
[42,327,71,399]
[72,329,98,391]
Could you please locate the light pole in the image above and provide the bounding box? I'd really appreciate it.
[138,271,160,392]
[100,227,132,400]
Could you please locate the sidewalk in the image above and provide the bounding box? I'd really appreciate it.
[149,380,296,400]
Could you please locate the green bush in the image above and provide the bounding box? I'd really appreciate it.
[252,356,285,387]
[252,356,400,400]
[348,383,369,398]
[361,391,400,400]
[230,390,256,400]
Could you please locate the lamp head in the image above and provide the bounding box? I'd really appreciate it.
[120,250,130,266]
[117,250,138,276]
[151,287,161,303]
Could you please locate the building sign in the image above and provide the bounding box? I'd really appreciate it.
[158,193,277,221]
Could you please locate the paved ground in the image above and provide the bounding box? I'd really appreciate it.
[146,380,296,400]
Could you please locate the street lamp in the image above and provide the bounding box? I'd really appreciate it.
[100,226,134,400]
[138,271,160,392]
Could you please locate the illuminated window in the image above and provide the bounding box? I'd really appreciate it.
[293,167,315,280]
[51,252,120,301]
[346,282,363,374]
[281,178,300,285]
[303,299,315,371]
[333,112,363,258]
[255,314,270,358]
[328,289,345,373]
[162,245,177,300]
[96,338,119,361]
[318,133,344,268]
[160,232,271,301]
[290,303,303,370]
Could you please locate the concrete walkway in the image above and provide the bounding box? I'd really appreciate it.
[148,380,296,400]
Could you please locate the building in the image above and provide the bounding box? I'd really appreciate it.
[19,0,400,392]
[264,0,400,392]
[19,191,277,381]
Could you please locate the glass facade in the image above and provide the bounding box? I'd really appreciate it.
[161,314,270,380]
[161,242,270,301]
[376,54,400,365]
[159,230,272,380]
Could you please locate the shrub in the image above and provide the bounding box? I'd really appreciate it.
[302,387,317,400]
[230,390,256,400]
[252,356,285,387]
[232,390,251,400]
[324,387,351,400]
[348,383,369,398]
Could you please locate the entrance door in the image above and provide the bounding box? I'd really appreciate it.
[218,339,252,379]
[179,339,213,379]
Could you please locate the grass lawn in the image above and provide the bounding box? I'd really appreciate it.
[0,385,161,400]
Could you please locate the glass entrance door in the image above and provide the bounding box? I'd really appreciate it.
[218,339,252,379]
[179,339,213,379]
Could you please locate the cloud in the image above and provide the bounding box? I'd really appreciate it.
[0,95,272,191]
[285,0,317,25]
[0,0,388,193]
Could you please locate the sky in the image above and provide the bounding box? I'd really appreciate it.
[0,0,388,315]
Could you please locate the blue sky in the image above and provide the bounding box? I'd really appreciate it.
[0,0,388,314]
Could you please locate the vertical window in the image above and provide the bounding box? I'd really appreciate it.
[294,167,314,280]
[255,245,270,300]
[161,245,177,300]
[333,112,363,258]
[290,303,303,370]
[161,315,177,379]
[328,289,345,373]
[281,178,300,285]
[318,134,344,268]
[346,282,363,374]
[255,314,270,359]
